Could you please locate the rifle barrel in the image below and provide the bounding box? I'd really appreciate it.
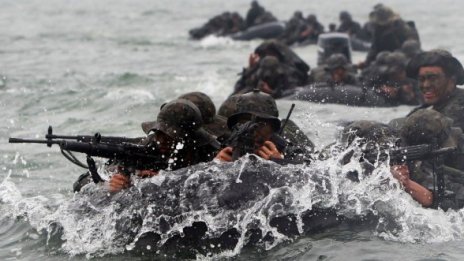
[9,138,58,144]
[45,134,142,143]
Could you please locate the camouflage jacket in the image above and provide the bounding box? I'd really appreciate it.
[409,88,464,131]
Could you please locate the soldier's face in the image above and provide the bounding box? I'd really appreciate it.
[153,131,175,154]
[418,66,455,105]
[331,67,346,83]
[254,122,274,147]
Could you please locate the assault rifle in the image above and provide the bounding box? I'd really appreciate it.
[43,126,143,144]
[363,144,458,164]
[363,143,459,209]
[226,121,260,160]
[9,126,167,182]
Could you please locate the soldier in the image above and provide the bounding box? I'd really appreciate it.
[234,40,310,97]
[254,40,310,80]
[323,53,357,86]
[244,1,277,28]
[332,120,438,207]
[279,11,307,45]
[108,99,219,193]
[365,5,419,65]
[189,12,245,39]
[300,14,324,42]
[406,50,464,130]
[395,109,464,209]
[215,90,283,162]
[177,92,230,143]
[337,11,362,39]
[216,90,314,162]
[377,52,421,105]
[233,56,294,98]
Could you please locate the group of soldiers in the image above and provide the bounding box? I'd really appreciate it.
[70,3,464,212]
[189,1,278,40]
[74,88,314,193]
[231,4,423,106]
[74,47,464,211]
[339,49,464,209]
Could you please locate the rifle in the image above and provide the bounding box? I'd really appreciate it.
[9,127,167,181]
[44,126,143,144]
[363,143,459,209]
[226,121,260,160]
[362,144,458,164]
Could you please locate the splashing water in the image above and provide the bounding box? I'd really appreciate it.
[2,142,464,259]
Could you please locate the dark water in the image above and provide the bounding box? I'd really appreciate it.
[1,0,464,260]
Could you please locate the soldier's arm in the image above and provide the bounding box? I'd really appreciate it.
[391,165,433,207]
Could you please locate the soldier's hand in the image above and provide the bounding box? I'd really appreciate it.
[249,53,260,67]
[216,147,233,162]
[391,164,410,187]
[356,61,366,69]
[258,81,273,94]
[379,85,399,98]
[108,173,131,193]
[136,170,159,178]
[256,141,283,160]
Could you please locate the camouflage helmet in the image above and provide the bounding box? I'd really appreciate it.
[339,11,352,22]
[341,120,398,146]
[227,89,281,131]
[178,92,216,124]
[324,53,349,71]
[400,109,454,146]
[178,92,231,140]
[218,95,240,118]
[257,56,286,79]
[369,5,399,26]
[401,39,421,58]
[307,14,317,23]
[406,49,464,85]
[293,11,303,19]
[378,51,407,75]
[141,99,203,139]
[375,51,391,65]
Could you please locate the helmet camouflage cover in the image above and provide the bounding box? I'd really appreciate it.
[227,89,281,131]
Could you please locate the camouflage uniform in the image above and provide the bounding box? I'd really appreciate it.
[234,40,310,97]
[400,109,464,210]
[365,5,419,65]
[245,1,277,28]
[278,11,308,45]
[233,56,293,98]
[406,50,464,131]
